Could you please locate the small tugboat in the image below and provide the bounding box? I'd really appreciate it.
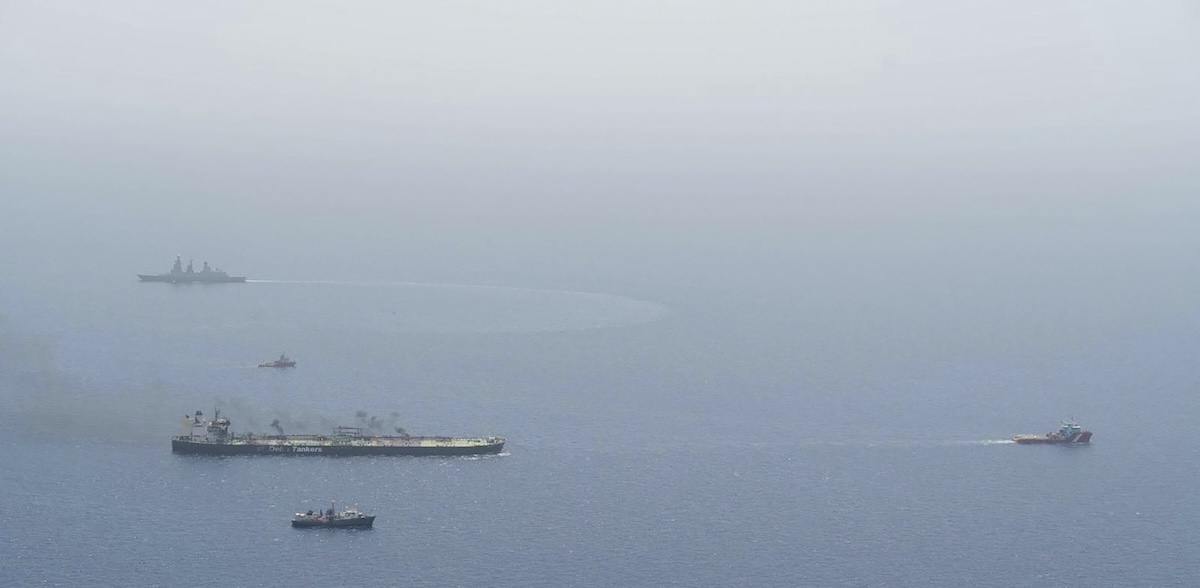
[292,501,375,528]
[258,353,296,368]
[1013,420,1092,445]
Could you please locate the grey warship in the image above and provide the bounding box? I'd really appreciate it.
[172,411,505,457]
[138,255,246,283]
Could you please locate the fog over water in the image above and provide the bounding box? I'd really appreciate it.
[2,2,1200,586]
[3,0,1197,389]
[4,2,1196,281]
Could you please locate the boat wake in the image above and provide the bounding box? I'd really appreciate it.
[861,439,1018,448]
[246,280,358,285]
[241,279,667,333]
[723,438,1021,450]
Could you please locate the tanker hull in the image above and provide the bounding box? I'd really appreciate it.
[172,437,505,457]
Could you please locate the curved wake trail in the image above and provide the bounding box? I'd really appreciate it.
[245,278,662,303]
[240,278,667,333]
[710,438,1021,450]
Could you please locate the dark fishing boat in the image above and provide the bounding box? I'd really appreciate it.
[292,501,374,528]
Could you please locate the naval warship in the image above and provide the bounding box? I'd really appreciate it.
[138,255,246,283]
[172,411,505,456]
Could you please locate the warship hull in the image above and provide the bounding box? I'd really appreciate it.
[139,256,246,282]
[172,437,505,456]
[139,274,246,283]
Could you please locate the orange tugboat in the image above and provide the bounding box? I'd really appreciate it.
[258,353,296,368]
[1013,420,1092,445]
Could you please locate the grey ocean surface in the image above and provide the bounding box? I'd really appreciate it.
[2,245,1199,587]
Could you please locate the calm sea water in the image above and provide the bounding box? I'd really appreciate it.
[2,232,1200,587]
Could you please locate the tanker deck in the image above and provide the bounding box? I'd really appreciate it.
[172,411,504,456]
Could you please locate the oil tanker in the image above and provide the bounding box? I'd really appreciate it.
[172,411,505,456]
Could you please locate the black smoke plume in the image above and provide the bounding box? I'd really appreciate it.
[355,411,407,436]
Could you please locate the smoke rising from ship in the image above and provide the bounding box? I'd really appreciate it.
[355,410,407,435]
[249,411,414,437]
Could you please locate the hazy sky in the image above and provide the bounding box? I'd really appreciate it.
[1,1,1198,285]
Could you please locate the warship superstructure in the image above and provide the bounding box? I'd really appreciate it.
[138,255,246,283]
[172,411,505,456]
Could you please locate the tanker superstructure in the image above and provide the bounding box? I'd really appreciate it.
[172,411,505,456]
[139,255,246,283]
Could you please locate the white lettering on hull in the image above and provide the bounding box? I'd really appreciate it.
[268,446,324,453]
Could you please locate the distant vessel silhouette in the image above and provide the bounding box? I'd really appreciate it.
[1013,420,1092,444]
[138,255,246,283]
[258,354,296,368]
[292,501,375,528]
